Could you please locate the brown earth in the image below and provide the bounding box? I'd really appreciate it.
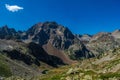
[43,41,76,64]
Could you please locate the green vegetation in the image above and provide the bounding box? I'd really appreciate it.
[0,54,12,77]
[39,66,68,80]
[100,73,120,79]
[2,47,120,80]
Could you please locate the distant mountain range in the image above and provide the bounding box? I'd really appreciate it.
[1,21,120,79]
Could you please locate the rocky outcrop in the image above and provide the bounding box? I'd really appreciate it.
[112,29,120,39]
[86,32,120,56]
[0,25,20,39]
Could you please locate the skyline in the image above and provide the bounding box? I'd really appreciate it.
[1,0,120,34]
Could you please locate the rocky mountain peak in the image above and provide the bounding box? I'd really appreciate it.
[0,25,19,39]
[113,29,120,33]
[21,21,92,60]
[42,21,58,29]
[112,29,120,39]
[90,32,111,42]
[80,34,92,41]
[24,22,75,45]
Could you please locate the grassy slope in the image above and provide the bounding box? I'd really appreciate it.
[38,48,120,80]
[0,54,12,77]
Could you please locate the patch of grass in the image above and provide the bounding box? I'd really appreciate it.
[39,66,68,80]
[100,73,120,79]
[106,59,120,69]
[50,74,63,80]
[85,70,96,75]
[39,74,63,80]
[0,54,12,77]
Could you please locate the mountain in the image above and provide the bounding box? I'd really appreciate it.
[22,22,93,60]
[112,29,120,39]
[0,39,66,78]
[86,32,118,55]
[0,22,94,79]
[1,21,120,79]
[0,25,20,39]
[76,34,92,44]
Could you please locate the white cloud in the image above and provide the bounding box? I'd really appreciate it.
[5,4,23,12]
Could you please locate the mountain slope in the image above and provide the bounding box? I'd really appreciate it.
[1,21,120,79]
[0,39,65,78]
[38,47,120,80]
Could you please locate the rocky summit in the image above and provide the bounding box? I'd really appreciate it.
[1,21,120,80]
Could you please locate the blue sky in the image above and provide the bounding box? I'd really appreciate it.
[1,0,120,34]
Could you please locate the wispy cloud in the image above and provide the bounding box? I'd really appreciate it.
[5,4,23,12]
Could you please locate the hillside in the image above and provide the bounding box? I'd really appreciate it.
[0,22,120,79]
[38,48,120,80]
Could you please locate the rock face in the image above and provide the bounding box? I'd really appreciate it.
[24,22,75,49]
[22,22,93,60]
